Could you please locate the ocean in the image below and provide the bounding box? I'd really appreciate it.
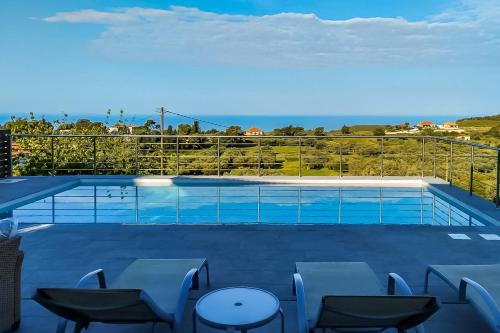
[0,113,466,131]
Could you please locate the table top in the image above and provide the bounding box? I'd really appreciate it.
[195,287,280,328]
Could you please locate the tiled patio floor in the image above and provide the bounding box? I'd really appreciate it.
[11,223,500,333]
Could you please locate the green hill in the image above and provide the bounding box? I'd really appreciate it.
[457,114,500,128]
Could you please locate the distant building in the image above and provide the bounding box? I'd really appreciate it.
[58,129,72,135]
[108,126,119,135]
[11,142,30,157]
[417,121,436,128]
[245,127,264,136]
[436,121,463,133]
[442,122,459,129]
[127,125,139,134]
[385,127,420,135]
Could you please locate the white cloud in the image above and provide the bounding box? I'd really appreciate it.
[43,2,500,67]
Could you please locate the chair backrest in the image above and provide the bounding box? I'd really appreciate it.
[317,295,440,332]
[34,288,161,326]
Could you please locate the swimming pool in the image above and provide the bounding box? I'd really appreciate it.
[4,184,492,226]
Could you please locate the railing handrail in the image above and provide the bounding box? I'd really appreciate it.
[9,134,500,151]
[432,136,500,151]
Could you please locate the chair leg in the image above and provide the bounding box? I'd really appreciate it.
[279,308,284,333]
[193,310,197,333]
[56,318,68,333]
[205,262,210,287]
[11,320,20,331]
[424,268,432,293]
[73,323,85,333]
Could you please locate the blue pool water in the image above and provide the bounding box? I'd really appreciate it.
[5,185,489,226]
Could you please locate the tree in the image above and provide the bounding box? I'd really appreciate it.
[373,128,386,136]
[75,119,92,130]
[166,125,175,135]
[421,128,435,136]
[105,109,112,125]
[303,151,329,170]
[4,116,54,134]
[191,121,202,134]
[313,127,326,136]
[118,109,125,125]
[144,119,156,131]
[341,125,351,135]
[225,126,244,136]
[178,124,192,135]
[273,125,305,136]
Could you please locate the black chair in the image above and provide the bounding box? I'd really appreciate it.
[293,262,440,333]
[34,258,209,333]
[317,295,440,333]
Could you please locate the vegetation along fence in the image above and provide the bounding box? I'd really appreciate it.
[9,134,500,205]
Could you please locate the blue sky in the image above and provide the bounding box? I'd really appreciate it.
[1,0,500,118]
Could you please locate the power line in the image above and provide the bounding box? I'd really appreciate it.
[164,110,229,129]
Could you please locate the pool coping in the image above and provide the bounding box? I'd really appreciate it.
[1,175,498,225]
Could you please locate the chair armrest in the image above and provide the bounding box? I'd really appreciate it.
[387,273,426,333]
[293,273,309,333]
[459,277,500,327]
[388,273,413,296]
[75,269,107,288]
[55,269,107,333]
[174,268,198,329]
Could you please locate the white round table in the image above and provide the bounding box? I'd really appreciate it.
[193,287,284,333]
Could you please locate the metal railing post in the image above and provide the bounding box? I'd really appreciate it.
[339,143,343,178]
[421,137,425,177]
[496,151,499,207]
[379,187,383,224]
[135,136,139,175]
[258,138,261,177]
[469,145,474,196]
[449,142,453,186]
[160,136,164,176]
[433,138,436,178]
[298,138,302,177]
[51,136,55,176]
[380,138,384,177]
[93,137,97,175]
[176,136,179,176]
[217,137,220,177]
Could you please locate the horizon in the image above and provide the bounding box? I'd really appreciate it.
[0,112,476,132]
[2,0,500,117]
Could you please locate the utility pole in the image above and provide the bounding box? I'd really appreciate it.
[159,107,166,175]
[159,107,165,134]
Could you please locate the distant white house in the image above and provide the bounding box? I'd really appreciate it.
[436,121,464,133]
[127,126,137,134]
[107,125,138,135]
[385,127,420,135]
[107,126,120,135]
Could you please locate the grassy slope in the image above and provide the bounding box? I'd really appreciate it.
[457,114,500,128]
[457,119,500,127]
